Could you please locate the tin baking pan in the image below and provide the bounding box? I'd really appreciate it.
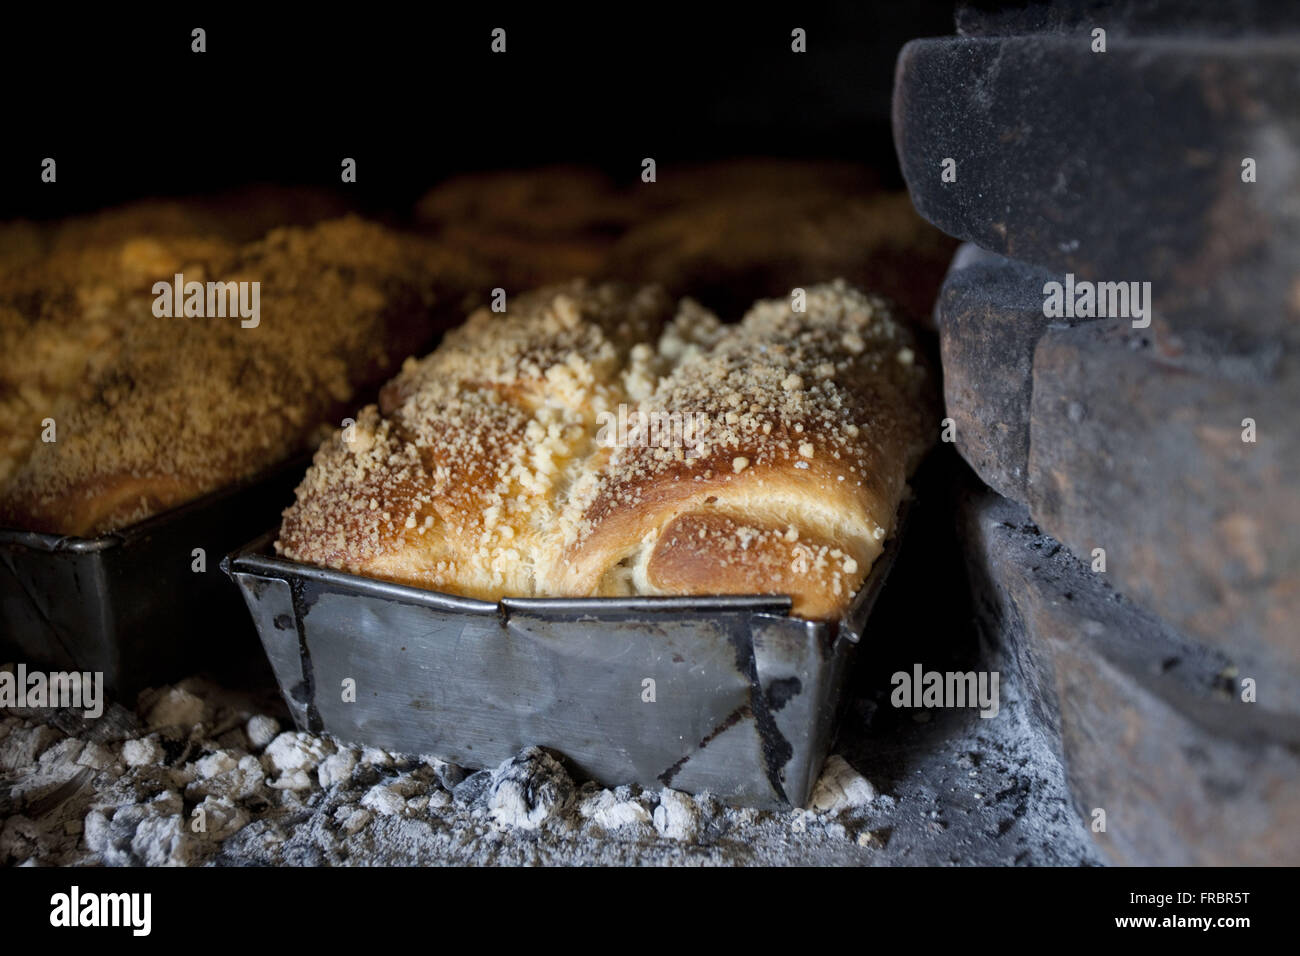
[0,456,308,697]
[222,506,906,809]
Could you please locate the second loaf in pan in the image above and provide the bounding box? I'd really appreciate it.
[277,279,937,619]
[0,217,485,536]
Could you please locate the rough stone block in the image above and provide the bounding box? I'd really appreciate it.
[963,488,1300,865]
[956,0,1300,38]
[937,244,1070,501]
[1027,319,1300,708]
[893,34,1300,340]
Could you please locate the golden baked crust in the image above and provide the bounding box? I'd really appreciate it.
[431,225,610,292]
[0,217,486,536]
[277,280,675,599]
[631,158,881,214]
[542,281,937,617]
[0,187,351,275]
[415,167,637,291]
[0,235,233,491]
[603,191,958,325]
[415,166,638,238]
[278,280,936,619]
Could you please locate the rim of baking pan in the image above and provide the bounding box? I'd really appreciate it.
[0,453,311,554]
[221,498,910,638]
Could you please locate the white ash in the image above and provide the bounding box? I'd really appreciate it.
[318,750,358,788]
[360,768,436,818]
[809,755,877,814]
[122,737,163,768]
[336,807,371,835]
[653,789,701,842]
[361,782,409,818]
[264,732,334,776]
[1,724,62,771]
[195,794,250,840]
[487,747,573,830]
[194,750,239,780]
[1,672,1100,866]
[579,790,653,831]
[245,716,279,750]
[422,756,467,791]
[144,687,208,731]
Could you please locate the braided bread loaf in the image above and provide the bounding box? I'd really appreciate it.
[277,279,936,618]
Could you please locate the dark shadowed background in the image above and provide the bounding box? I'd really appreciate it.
[0,5,956,219]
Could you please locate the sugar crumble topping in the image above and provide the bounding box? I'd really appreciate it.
[0,217,485,535]
[278,279,935,617]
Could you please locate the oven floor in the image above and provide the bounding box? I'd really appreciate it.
[0,663,1099,867]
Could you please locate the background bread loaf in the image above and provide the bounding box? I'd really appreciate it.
[0,217,486,536]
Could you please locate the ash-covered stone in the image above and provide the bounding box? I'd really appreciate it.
[487,747,574,830]
[894,34,1300,340]
[652,789,700,842]
[194,794,250,841]
[962,487,1300,865]
[579,789,653,831]
[318,750,358,788]
[452,770,492,807]
[263,732,335,792]
[1027,320,1300,706]
[84,790,199,867]
[809,756,877,814]
[143,687,208,731]
[245,715,279,751]
[122,737,163,768]
[424,756,467,791]
[361,782,412,818]
[955,0,1300,38]
[935,244,1088,502]
[0,725,62,771]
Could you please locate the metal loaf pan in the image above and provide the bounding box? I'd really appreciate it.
[222,508,906,810]
[0,457,308,697]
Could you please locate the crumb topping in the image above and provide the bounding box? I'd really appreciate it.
[564,280,933,544]
[278,279,935,617]
[1,216,485,535]
[277,281,676,596]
